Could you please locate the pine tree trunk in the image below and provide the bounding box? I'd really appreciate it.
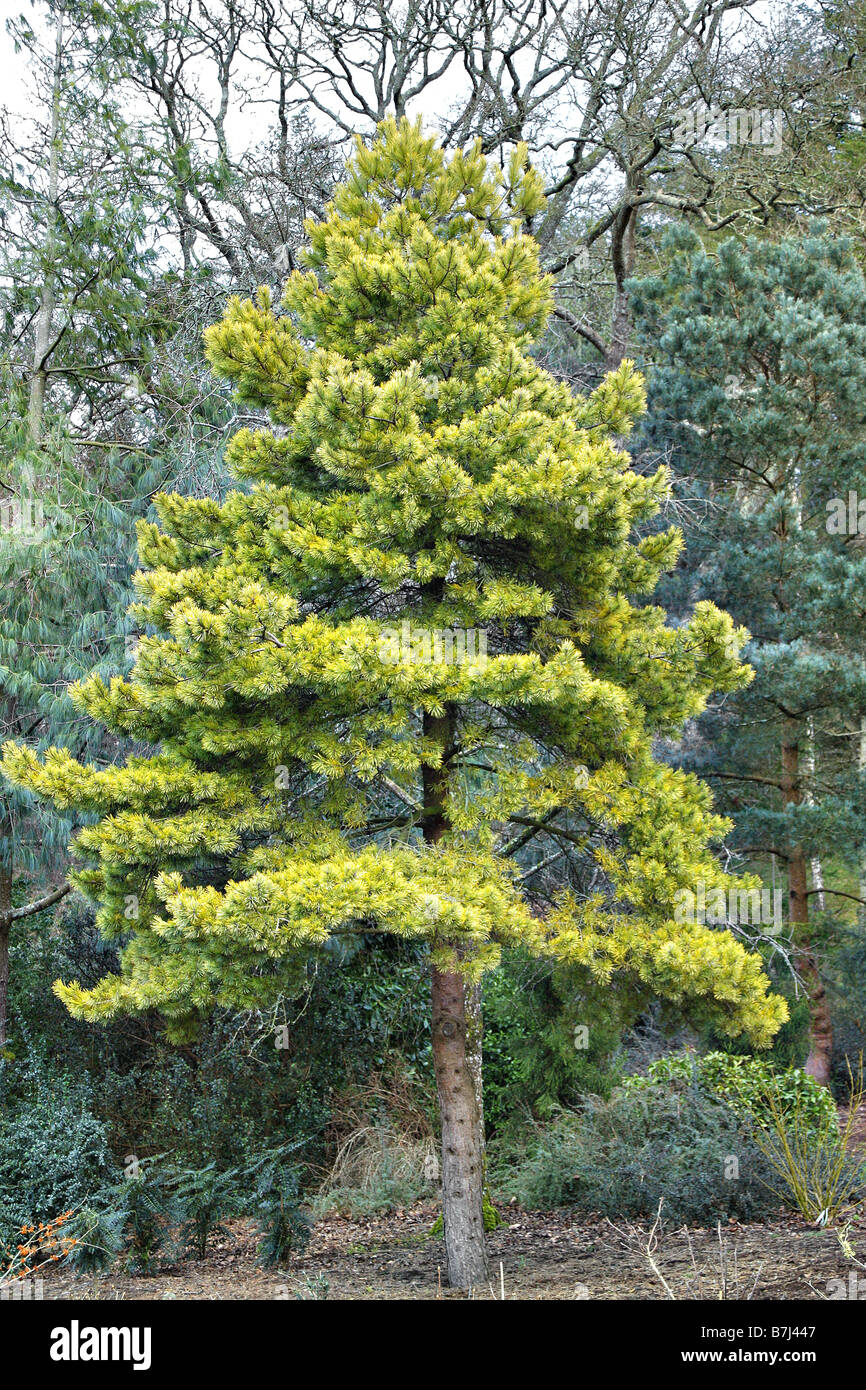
[782,723,832,1086]
[422,689,489,1289]
[799,945,833,1087]
[0,867,12,1049]
[431,965,489,1289]
[805,718,825,911]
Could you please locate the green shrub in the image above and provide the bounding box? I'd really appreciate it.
[622,1050,837,1140]
[62,1206,126,1275]
[9,904,433,1182]
[172,1161,242,1259]
[482,951,628,1135]
[494,1084,778,1224]
[252,1165,311,1267]
[102,1160,186,1273]
[745,1062,865,1223]
[0,1052,119,1243]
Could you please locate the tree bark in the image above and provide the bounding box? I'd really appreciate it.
[804,717,825,911]
[605,203,636,371]
[465,980,485,1146]
[781,721,833,1087]
[431,965,489,1289]
[422,696,489,1289]
[465,977,499,1223]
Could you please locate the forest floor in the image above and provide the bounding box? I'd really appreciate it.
[30,1105,866,1301]
[34,1202,866,1302]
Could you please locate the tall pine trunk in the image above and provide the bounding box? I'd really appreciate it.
[431,966,488,1288]
[782,721,833,1086]
[804,718,825,910]
[423,700,489,1289]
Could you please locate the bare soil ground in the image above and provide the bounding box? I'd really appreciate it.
[35,1202,866,1301]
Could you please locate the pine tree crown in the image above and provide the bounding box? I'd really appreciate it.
[2,118,785,1047]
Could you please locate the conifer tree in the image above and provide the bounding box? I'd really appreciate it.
[2,120,786,1286]
[0,0,162,1047]
[630,224,866,1086]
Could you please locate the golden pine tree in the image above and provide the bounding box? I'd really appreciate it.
[2,119,786,1287]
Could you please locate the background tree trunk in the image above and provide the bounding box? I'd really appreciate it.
[805,717,825,911]
[605,204,636,370]
[782,723,833,1086]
